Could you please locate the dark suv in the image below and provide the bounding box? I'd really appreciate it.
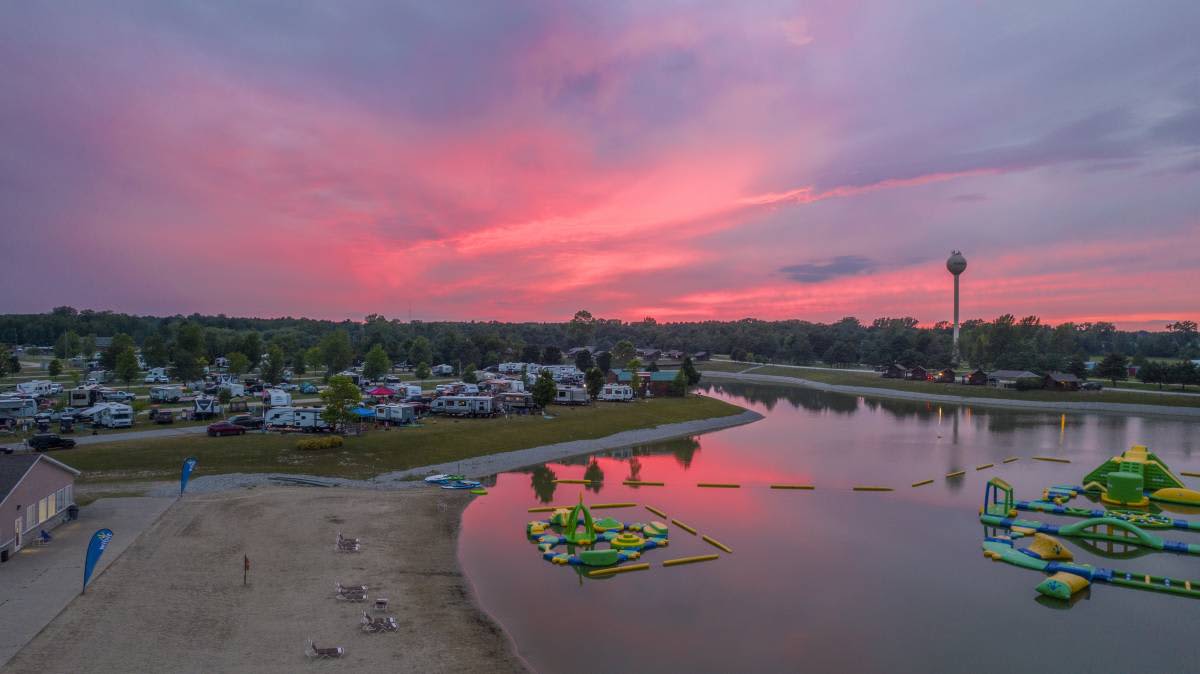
[227,414,264,429]
[29,434,77,451]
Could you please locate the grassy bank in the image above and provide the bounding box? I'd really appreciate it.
[56,395,744,482]
[709,365,1200,408]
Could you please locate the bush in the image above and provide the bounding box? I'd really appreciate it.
[296,435,344,451]
[1014,377,1043,391]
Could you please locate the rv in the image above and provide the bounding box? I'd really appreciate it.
[93,402,134,428]
[554,386,590,405]
[150,385,184,403]
[498,362,529,375]
[496,391,535,410]
[430,395,494,417]
[15,380,57,397]
[144,367,168,383]
[0,397,38,422]
[69,386,103,408]
[374,403,416,425]
[598,384,634,402]
[264,406,329,431]
[219,382,246,397]
[86,370,110,384]
[396,384,423,400]
[264,406,296,428]
[264,389,292,407]
[431,364,454,376]
[193,396,222,420]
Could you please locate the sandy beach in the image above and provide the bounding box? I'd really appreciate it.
[4,487,526,673]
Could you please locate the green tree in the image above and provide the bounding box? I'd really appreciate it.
[541,346,562,364]
[319,375,362,432]
[142,334,170,367]
[520,344,541,363]
[681,356,702,386]
[585,367,605,398]
[1065,359,1089,380]
[574,349,594,372]
[114,346,140,386]
[363,344,390,381]
[1137,361,1167,390]
[462,364,478,384]
[171,350,204,382]
[174,322,204,355]
[567,309,596,346]
[318,330,354,377]
[415,362,431,379]
[240,333,262,364]
[304,347,323,373]
[291,346,308,375]
[670,368,688,396]
[611,340,635,366]
[101,333,135,370]
[217,387,233,405]
[81,334,97,360]
[1095,353,1129,386]
[595,351,612,373]
[1166,361,1198,391]
[408,336,433,368]
[226,351,251,376]
[54,330,81,359]
[263,345,286,384]
[48,358,63,377]
[531,370,557,408]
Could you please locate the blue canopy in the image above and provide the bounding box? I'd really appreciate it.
[350,406,376,417]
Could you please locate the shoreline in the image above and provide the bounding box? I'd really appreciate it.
[705,371,1200,419]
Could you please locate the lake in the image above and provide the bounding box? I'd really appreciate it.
[459,382,1200,673]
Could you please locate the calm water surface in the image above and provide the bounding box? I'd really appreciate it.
[459,383,1200,673]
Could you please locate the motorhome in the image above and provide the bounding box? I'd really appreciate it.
[93,402,134,428]
[143,367,168,384]
[373,403,416,425]
[0,397,38,422]
[430,395,494,417]
[554,386,590,405]
[149,385,184,403]
[69,386,102,408]
[265,389,292,407]
[193,396,222,420]
[598,384,635,402]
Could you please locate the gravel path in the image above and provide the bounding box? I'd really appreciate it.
[706,371,1200,418]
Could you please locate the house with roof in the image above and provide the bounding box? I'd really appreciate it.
[1,454,80,560]
[963,368,988,385]
[905,365,928,381]
[1043,372,1081,391]
[880,364,907,379]
[607,369,685,397]
[986,370,1040,389]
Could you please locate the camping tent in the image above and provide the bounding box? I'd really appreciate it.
[367,387,394,397]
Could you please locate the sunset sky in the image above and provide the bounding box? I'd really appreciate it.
[1,2,1197,329]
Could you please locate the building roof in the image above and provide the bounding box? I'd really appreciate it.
[1045,372,1081,383]
[0,454,81,507]
[987,370,1039,379]
[611,369,680,382]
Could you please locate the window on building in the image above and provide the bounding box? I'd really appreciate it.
[26,507,35,531]
[38,497,48,524]
[65,484,73,506]
[56,487,66,512]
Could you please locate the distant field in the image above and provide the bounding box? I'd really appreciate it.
[52,395,745,482]
[695,360,756,373]
[716,366,1200,408]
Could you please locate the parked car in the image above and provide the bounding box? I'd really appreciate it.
[29,434,77,451]
[227,414,264,429]
[206,421,247,437]
[144,374,169,384]
[1081,381,1104,391]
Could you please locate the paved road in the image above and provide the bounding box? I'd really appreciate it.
[0,496,176,668]
[72,425,213,445]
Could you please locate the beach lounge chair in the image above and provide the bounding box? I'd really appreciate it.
[335,582,367,601]
[305,639,344,658]
[335,532,360,552]
[360,611,399,633]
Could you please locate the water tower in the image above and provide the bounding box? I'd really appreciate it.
[947,251,967,363]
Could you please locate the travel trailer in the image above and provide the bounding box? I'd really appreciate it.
[397,384,423,400]
[498,362,528,375]
[0,397,38,422]
[85,370,110,384]
[598,384,635,402]
[193,396,222,420]
[265,389,292,407]
[430,395,494,417]
[554,386,590,405]
[69,386,103,408]
[15,380,58,397]
[92,402,133,428]
[265,406,329,431]
[144,367,169,384]
[373,403,416,425]
[264,406,295,428]
[431,364,454,376]
[149,385,184,403]
[219,382,246,397]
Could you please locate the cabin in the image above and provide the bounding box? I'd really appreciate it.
[607,369,685,397]
[1,454,79,561]
[963,368,988,386]
[930,368,955,383]
[986,370,1040,389]
[1043,372,1081,391]
[905,366,928,381]
[880,364,907,379]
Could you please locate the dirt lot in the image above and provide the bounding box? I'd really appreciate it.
[5,487,527,673]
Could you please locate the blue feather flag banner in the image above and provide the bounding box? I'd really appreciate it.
[180,457,198,495]
[82,528,114,592]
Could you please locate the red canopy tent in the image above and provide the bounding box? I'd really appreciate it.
[367,386,395,397]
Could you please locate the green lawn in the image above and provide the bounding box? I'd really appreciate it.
[722,366,1200,408]
[695,360,756,373]
[54,396,745,483]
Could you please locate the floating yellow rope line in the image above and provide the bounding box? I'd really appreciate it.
[770,484,815,490]
[702,535,733,553]
[590,503,637,509]
[911,479,934,488]
[696,483,740,488]
[1033,457,1071,463]
[663,555,719,567]
[646,505,668,518]
[1002,457,1020,464]
[527,506,558,513]
[587,563,650,577]
[946,471,966,479]
[552,479,590,484]
[1182,471,1200,478]
[853,486,894,492]
[976,463,994,471]
[623,480,665,486]
[671,518,697,534]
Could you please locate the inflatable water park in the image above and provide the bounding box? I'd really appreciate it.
[981,445,1200,601]
[527,495,670,576]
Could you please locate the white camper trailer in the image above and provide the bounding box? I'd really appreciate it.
[265,389,292,407]
[69,386,103,408]
[15,380,56,397]
[193,396,222,419]
[219,382,246,397]
[373,403,416,425]
[397,384,423,400]
[150,385,184,403]
[598,384,634,402]
[0,397,38,422]
[144,367,169,384]
[264,406,296,428]
[264,406,329,431]
[430,395,494,417]
[93,402,134,428]
[553,386,590,405]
